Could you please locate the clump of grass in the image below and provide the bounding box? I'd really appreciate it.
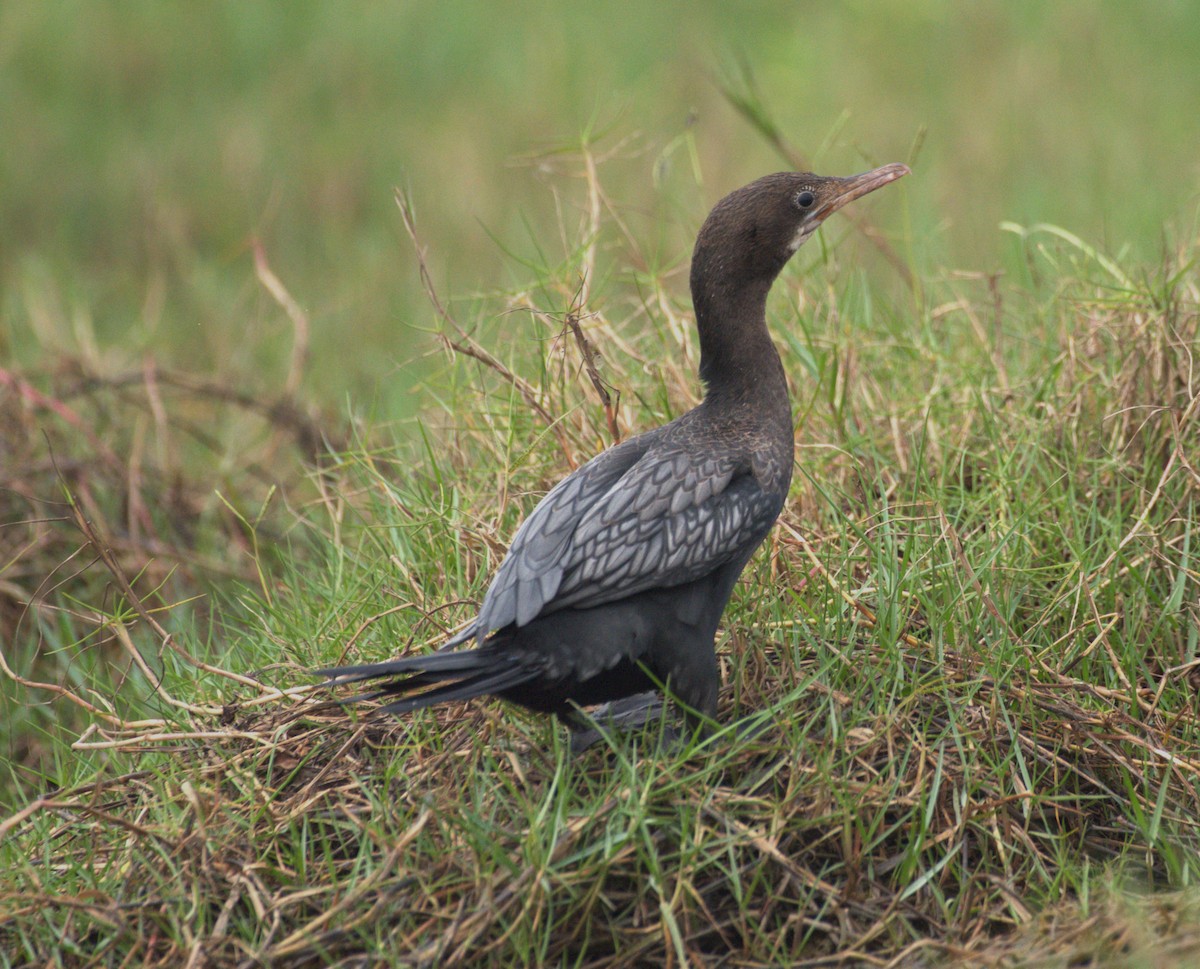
[1,153,1198,967]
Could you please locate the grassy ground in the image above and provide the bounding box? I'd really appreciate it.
[3,151,1199,965]
[3,3,1200,966]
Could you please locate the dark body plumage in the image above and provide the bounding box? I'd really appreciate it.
[323,164,909,734]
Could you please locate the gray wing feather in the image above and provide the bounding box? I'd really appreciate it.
[471,432,784,639]
[552,475,780,611]
[474,437,649,638]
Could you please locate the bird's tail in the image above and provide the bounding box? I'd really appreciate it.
[317,646,533,715]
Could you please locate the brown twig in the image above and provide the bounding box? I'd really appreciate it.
[560,298,622,443]
[252,238,311,398]
[60,364,330,459]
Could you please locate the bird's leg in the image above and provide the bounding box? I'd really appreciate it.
[564,693,667,754]
[664,647,720,742]
[678,705,717,744]
[563,650,722,753]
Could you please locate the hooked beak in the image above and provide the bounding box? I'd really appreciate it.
[813,162,910,223]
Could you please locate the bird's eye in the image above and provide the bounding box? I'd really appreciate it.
[795,190,816,209]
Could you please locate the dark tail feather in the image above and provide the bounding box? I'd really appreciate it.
[376,664,535,714]
[318,649,491,686]
[318,646,532,715]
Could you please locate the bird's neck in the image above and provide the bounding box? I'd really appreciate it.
[693,278,789,412]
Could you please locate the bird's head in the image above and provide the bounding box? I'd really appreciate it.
[691,163,910,293]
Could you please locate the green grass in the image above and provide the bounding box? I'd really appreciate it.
[3,3,1200,965]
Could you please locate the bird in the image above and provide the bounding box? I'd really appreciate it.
[321,163,909,742]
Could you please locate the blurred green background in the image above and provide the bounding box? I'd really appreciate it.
[2,0,1198,414]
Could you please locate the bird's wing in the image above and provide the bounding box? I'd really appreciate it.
[473,437,783,638]
[551,449,781,610]
[472,436,650,637]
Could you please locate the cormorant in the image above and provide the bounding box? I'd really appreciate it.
[321,164,909,739]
